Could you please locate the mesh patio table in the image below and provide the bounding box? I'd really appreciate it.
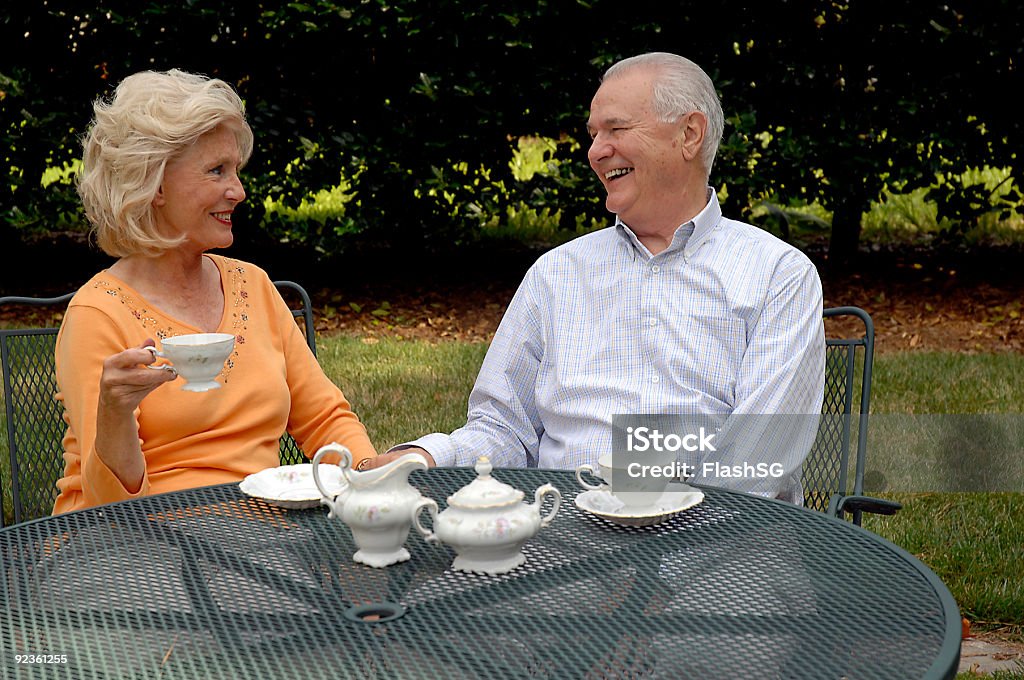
[0,468,960,679]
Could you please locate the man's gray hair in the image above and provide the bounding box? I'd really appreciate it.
[604,53,724,176]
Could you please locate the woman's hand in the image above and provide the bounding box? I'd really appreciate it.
[93,339,177,492]
[97,339,177,415]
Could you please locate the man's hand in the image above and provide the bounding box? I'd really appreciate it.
[362,446,436,469]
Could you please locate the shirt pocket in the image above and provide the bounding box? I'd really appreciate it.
[666,314,747,408]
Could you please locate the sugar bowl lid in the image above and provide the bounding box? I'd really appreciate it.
[447,456,524,509]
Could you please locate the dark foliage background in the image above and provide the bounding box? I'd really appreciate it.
[1,0,1021,279]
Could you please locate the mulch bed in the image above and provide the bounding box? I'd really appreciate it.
[3,241,1023,353]
[298,256,1024,354]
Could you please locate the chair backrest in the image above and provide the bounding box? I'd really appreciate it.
[0,281,317,525]
[0,293,75,527]
[273,280,317,360]
[271,280,317,465]
[803,306,874,524]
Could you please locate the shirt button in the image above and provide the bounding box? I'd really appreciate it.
[651,375,661,384]
[648,318,658,327]
[651,265,661,274]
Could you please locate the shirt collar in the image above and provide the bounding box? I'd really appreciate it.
[614,187,723,259]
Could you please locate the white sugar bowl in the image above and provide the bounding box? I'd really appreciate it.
[412,456,561,575]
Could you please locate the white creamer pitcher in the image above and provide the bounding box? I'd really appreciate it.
[312,444,428,567]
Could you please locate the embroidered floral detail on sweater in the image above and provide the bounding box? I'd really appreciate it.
[91,280,175,340]
[91,258,250,383]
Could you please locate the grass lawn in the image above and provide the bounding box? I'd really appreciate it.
[866,351,1024,635]
[319,336,489,450]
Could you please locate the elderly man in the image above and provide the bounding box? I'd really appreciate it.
[369,52,824,502]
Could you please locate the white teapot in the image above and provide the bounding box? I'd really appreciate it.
[412,456,561,575]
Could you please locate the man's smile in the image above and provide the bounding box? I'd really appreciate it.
[604,167,634,181]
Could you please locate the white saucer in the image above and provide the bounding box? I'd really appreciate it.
[574,484,704,527]
[239,464,346,509]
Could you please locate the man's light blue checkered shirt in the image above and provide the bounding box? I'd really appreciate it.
[404,189,824,500]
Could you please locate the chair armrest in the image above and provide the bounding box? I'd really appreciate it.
[828,493,903,518]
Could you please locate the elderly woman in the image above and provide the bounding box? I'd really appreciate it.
[53,69,376,514]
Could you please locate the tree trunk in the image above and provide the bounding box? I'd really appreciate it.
[827,191,867,273]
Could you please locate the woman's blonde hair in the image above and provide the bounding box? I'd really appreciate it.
[77,69,254,257]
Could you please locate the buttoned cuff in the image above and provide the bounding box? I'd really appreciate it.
[388,433,459,467]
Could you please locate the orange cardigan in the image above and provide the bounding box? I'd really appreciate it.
[53,254,375,514]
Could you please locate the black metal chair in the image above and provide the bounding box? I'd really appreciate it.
[803,306,902,525]
[0,293,75,527]
[0,281,317,526]
[272,281,317,465]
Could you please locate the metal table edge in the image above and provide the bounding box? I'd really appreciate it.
[685,482,963,680]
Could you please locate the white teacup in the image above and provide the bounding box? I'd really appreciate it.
[576,454,671,510]
[146,333,235,392]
